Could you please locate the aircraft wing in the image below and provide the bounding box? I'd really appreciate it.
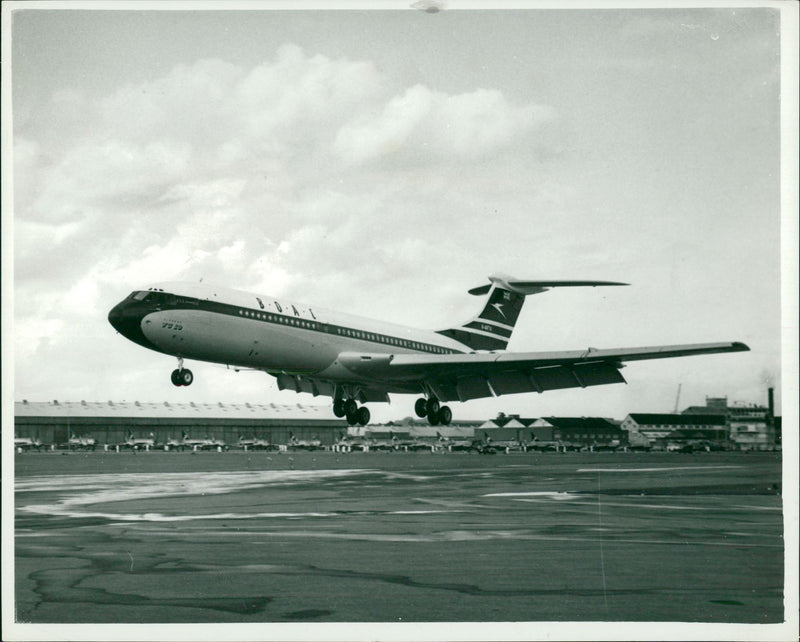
[335,342,749,402]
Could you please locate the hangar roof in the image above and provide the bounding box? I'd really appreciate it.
[15,400,337,421]
[541,417,621,431]
[626,413,727,427]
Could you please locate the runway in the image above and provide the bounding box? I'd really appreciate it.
[14,451,782,623]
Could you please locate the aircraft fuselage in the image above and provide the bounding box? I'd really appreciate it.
[108,281,466,381]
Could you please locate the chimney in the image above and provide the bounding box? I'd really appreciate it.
[768,387,774,420]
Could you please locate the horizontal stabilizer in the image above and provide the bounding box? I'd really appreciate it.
[468,277,628,296]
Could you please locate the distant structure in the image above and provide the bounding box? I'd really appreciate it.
[621,414,728,451]
[623,387,780,452]
[530,417,626,451]
[14,389,780,452]
[479,414,626,451]
[681,388,779,451]
[14,400,346,449]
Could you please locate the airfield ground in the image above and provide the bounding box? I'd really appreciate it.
[14,451,783,624]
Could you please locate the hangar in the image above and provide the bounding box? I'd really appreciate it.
[14,400,347,449]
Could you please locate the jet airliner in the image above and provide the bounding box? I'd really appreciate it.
[108,274,749,426]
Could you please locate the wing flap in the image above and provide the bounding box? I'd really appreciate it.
[533,365,586,391]
[272,372,391,403]
[490,369,536,396]
[275,373,336,398]
[572,361,628,386]
[429,379,459,402]
[456,376,494,401]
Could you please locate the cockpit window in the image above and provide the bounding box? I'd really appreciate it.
[128,291,175,304]
[146,292,176,305]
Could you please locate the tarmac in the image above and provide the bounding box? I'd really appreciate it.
[13,451,783,625]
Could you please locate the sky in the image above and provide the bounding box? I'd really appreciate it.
[4,3,790,424]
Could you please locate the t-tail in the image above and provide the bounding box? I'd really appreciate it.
[436,273,628,351]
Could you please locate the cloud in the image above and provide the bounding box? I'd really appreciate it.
[12,41,567,405]
[334,84,554,165]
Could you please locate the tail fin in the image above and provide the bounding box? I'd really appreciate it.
[436,274,627,351]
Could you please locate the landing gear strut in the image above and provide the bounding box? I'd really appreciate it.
[171,358,193,387]
[414,396,452,426]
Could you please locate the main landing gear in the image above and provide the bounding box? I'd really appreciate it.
[415,397,452,426]
[170,358,193,387]
[333,398,370,426]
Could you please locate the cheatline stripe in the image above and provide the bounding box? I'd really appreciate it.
[455,326,512,342]
[464,321,513,338]
[145,296,462,355]
[474,317,515,332]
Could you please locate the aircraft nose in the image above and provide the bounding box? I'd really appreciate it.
[108,303,124,332]
[108,299,157,350]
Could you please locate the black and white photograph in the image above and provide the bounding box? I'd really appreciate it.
[2,1,797,641]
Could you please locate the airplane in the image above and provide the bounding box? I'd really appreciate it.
[14,436,43,451]
[479,431,527,454]
[333,431,370,452]
[180,430,227,451]
[66,433,96,451]
[108,273,749,426]
[288,432,323,451]
[436,431,477,452]
[526,432,560,452]
[367,432,401,452]
[388,430,434,452]
[238,435,279,451]
[122,430,156,450]
[163,436,184,451]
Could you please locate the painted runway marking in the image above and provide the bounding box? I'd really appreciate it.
[107,526,783,548]
[390,510,457,515]
[16,469,377,522]
[20,509,345,521]
[510,497,779,512]
[732,504,782,511]
[484,491,577,500]
[576,465,743,473]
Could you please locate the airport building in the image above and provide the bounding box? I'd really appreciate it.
[621,413,728,451]
[680,388,780,451]
[530,417,626,450]
[14,400,347,449]
[15,389,780,452]
[480,414,626,450]
[342,420,482,451]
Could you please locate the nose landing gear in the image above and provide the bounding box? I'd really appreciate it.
[171,368,193,386]
[171,358,193,387]
[414,396,452,426]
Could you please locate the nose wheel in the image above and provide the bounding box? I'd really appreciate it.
[415,397,451,426]
[171,364,193,387]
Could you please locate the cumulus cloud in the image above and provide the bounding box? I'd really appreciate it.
[334,84,554,165]
[13,42,562,403]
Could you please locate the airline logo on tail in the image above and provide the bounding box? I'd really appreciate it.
[436,279,526,351]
